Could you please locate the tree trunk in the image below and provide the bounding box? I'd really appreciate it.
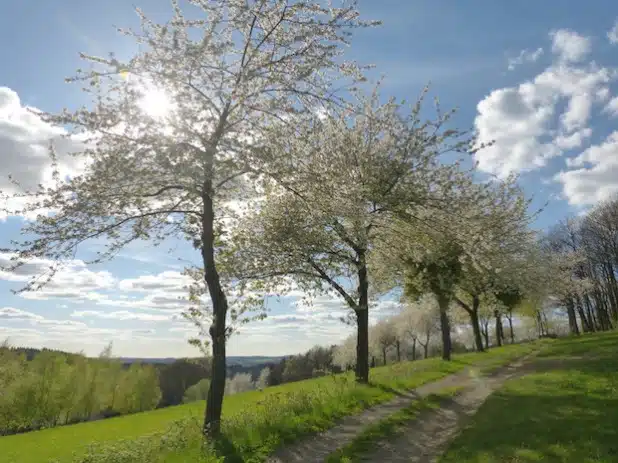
[355,252,370,383]
[576,295,595,332]
[594,292,613,330]
[541,310,550,336]
[535,310,544,337]
[566,298,580,335]
[604,262,618,320]
[577,305,592,332]
[482,321,489,348]
[423,341,429,359]
[600,288,618,326]
[412,338,417,361]
[205,313,226,435]
[437,296,452,361]
[382,348,387,366]
[494,309,503,347]
[199,109,234,437]
[395,340,401,362]
[592,292,609,331]
[457,296,484,352]
[355,307,369,383]
[507,310,515,344]
[585,299,598,331]
[201,183,229,437]
[469,309,484,352]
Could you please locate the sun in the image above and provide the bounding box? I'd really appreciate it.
[138,82,174,119]
[121,71,174,119]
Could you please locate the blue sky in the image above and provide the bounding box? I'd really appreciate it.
[1,0,618,357]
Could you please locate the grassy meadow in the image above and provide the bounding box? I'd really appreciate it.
[0,341,538,463]
[441,330,618,463]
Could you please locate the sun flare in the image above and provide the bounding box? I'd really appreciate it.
[122,71,174,119]
[138,83,174,119]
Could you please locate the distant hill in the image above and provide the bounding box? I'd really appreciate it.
[227,355,287,366]
[4,346,287,369]
[119,355,286,367]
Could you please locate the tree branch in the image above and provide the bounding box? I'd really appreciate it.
[307,258,357,309]
[454,297,472,314]
[140,185,188,198]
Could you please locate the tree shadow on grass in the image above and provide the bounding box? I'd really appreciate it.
[538,333,618,358]
[367,381,420,398]
[518,351,618,378]
[211,433,245,463]
[441,370,618,462]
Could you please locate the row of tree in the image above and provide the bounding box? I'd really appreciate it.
[542,198,618,336]
[0,343,161,435]
[3,0,615,439]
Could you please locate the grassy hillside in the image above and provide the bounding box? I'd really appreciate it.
[0,342,537,463]
[441,330,618,462]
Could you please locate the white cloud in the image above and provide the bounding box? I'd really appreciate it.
[0,307,43,321]
[1,306,164,349]
[608,19,618,44]
[554,128,592,150]
[550,29,591,63]
[555,131,618,205]
[0,253,116,301]
[0,87,86,219]
[107,271,195,311]
[169,325,196,334]
[0,307,89,331]
[132,328,157,336]
[507,47,544,71]
[603,96,618,117]
[91,293,191,312]
[114,271,308,313]
[0,257,193,311]
[118,271,190,293]
[35,319,90,330]
[475,38,615,177]
[295,294,347,313]
[71,310,171,322]
[475,25,618,205]
[561,92,593,132]
[475,85,558,177]
[240,312,353,344]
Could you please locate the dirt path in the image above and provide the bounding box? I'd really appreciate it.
[266,357,532,463]
[358,357,531,462]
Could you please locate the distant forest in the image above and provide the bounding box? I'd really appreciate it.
[0,343,341,436]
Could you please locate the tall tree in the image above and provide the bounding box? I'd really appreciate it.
[395,297,441,359]
[541,222,594,335]
[451,177,536,352]
[403,240,462,360]
[0,0,377,436]
[372,319,397,365]
[228,89,471,382]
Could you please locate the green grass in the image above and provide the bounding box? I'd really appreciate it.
[0,341,538,463]
[326,386,465,463]
[440,330,618,463]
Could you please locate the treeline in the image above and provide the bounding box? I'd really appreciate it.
[0,343,287,435]
[543,197,618,335]
[154,357,273,406]
[156,358,210,407]
[0,344,160,436]
[263,345,341,386]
